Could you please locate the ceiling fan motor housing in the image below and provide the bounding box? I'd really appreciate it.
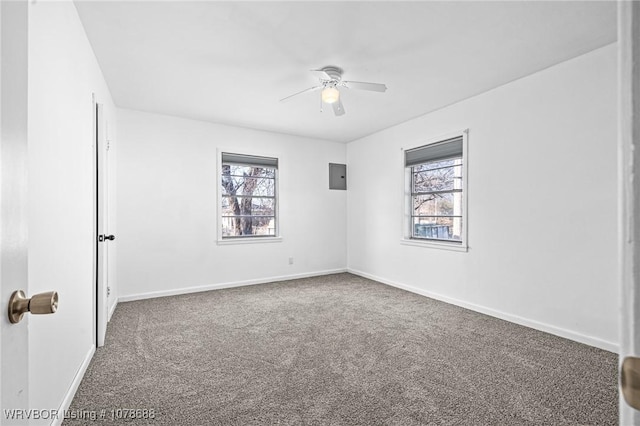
[321,66,343,82]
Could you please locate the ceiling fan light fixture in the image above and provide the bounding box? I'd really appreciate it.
[321,86,340,104]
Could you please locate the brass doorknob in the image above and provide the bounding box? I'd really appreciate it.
[622,356,640,410]
[8,290,58,324]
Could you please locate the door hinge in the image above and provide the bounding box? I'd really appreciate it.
[107,287,111,297]
[106,140,111,151]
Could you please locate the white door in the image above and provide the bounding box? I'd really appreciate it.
[0,0,30,421]
[95,102,110,348]
[619,1,640,424]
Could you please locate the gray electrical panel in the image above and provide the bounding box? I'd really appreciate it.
[329,163,347,190]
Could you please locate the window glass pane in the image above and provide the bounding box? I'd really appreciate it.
[223,164,275,179]
[221,177,275,197]
[221,196,275,216]
[412,158,461,173]
[221,196,232,215]
[413,163,462,193]
[413,192,462,217]
[221,216,276,237]
[221,171,275,197]
[412,216,463,241]
[252,178,275,197]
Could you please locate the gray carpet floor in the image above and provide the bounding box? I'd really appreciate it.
[65,273,618,425]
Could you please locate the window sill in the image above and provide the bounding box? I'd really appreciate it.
[217,236,283,246]
[400,238,468,252]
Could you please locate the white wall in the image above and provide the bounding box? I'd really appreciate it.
[28,1,117,420]
[347,43,619,351]
[117,109,346,300]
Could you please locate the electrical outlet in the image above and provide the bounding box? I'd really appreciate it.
[288,257,294,265]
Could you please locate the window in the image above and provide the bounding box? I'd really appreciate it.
[405,133,466,246]
[220,152,278,239]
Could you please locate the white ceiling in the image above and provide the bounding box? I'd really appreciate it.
[74,1,616,143]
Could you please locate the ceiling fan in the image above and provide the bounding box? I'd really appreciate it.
[280,66,387,116]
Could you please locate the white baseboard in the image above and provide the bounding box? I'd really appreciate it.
[348,268,619,354]
[51,345,95,426]
[118,268,348,302]
[108,299,118,322]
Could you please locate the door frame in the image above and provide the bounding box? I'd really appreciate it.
[0,0,30,416]
[619,0,640,424]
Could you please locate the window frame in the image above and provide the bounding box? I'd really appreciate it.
[216,149,282,245]
[401,129,469,252]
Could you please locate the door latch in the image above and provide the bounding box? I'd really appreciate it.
[98,234,115,242]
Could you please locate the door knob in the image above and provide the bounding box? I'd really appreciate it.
[8,290,58,324]
[622,356,640,410]
[98,234,115,242]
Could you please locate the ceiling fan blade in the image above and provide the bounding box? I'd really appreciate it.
[343,81,387,92]
[332,98,345,116]
[280,85,321,102]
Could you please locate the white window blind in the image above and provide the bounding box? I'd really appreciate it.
[222,152,278,169]
[405,136,463,167]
